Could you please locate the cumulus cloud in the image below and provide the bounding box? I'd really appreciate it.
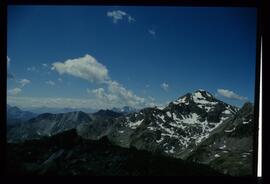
[88,88,118,103]
[148,29,156,36]
[46,80,55,86]
[107,80,146,106]
[52,54,109,83]
[8,88,22,95]
[87,80,146,108]
[107,10,135,24]
[52,54,155,109]
[161,82,169,92]
[217,89,248,101]
[18,79,30,87]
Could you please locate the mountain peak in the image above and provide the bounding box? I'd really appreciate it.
[172,90,215,106]
[193,89,214,98]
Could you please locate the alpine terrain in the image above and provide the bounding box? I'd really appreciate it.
[7,89,255,176]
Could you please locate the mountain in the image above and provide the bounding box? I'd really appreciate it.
[76,110,123,140]
[7,104,37,126]
[7,89,254,176]
[7,109,121,142]
[107,89,238,158]
[93,109,124,118]
[111,106,137,114]
[7,129,224,176]
[186,102,254,176]
[24,106,96,114]
[7,111,92,142]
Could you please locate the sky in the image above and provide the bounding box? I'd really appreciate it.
[7,6,257,110]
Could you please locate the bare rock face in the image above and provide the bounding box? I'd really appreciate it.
[7,111,93,142]
[186,102,254,176]
[107,90,239,159]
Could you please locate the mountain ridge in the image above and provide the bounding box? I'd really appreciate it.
[6,89,254,176]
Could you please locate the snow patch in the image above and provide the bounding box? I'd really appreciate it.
[156,137,164,143]
[219,145,226,149]
[223,110,231,114]
[158,114,165,122]
[166,111,172,118]
[181,113,199,124]
[177,96,187,103]
[224,127,236,133]
[147,127,156,131]
[128,119,144,129]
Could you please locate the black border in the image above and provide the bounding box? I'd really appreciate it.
[0,0,263,182]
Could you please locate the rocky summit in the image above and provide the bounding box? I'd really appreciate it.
[107,89,239,158]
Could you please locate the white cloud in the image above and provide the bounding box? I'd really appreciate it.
[18,79,30,87]
[7,56,10,67]
[57,78,63,82]
[52,54,155,109]
[148,29,156,36]
[128,15,136,23]
[148,96,155,101]
[52,54,109,83]
[87,80,147,108]
[217,89,248,101]
[27,66,38,72]
[42,63,48,67]
[8,88,22,95]
[106,80,146,107]
[107,10,135,24]
[88,88,118,104]
[161,82,169,92]
[7,56,14,79]
[46,80,55,86]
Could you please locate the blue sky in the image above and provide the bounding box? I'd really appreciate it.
[7,6,257,109]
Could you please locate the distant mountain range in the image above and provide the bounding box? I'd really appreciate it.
[6,89,255,176]
[15,106,137,115]
[111,106,138,114]
[22,106,97,114]
[7,105,37,126]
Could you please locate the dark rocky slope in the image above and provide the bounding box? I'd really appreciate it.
[7,129,224,176]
